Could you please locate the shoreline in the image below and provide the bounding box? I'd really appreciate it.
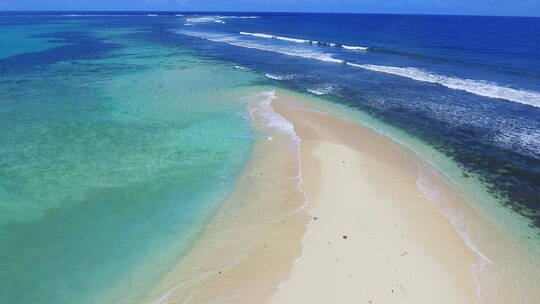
[274,90,540,303]
[270,93,480,303]
[143,88,536,303]
[142,89,311,304]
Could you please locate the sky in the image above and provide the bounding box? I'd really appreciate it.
[0,0,539,17]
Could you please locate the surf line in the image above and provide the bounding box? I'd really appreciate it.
[239,32,368,51]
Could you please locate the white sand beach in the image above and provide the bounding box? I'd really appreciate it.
[145,90,485,304]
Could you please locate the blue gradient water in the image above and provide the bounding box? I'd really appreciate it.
[1,12,539,304]
[170,13,540,225]
[0,14,260,304]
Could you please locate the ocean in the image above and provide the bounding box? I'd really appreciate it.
[1,12,539,303]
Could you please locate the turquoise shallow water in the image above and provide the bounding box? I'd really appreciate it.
[2,13,540,304]
[0,19,261,304]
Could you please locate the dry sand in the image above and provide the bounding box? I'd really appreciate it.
[144,89,482,304]
[271,94,480,304]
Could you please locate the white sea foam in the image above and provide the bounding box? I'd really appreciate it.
[240,32,274,39]
[250,91,311,300]
[493,127,540,157]
[346,63,540,108]
[265,74,283,80]
[307,89,326,95]
[341,45,368,51]
[265,73,296,81]
[240,31,358,48]
[178,30,343,64]
[416,176,493,264]
[177,30,539,107]
[185,15,258,25]
[255,91,300,142]
[240,32,311,43]
[416,174,492,302]
[147,14,158,17]
[275,36,311,44]
[186,16,220,23]
[307,84,336,95]
[221,16,260,19]
[234,65,248,70]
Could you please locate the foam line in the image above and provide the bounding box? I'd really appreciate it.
[240,32,311,44]
[249,91,312,299]
[341,45,368,51]
[347,63,540,108]
[179,30,343,64]
[178,30,539,107]
[307,84,336,95]
[240,31,368,50]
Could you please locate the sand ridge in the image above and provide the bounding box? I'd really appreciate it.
[143,89,482,304]
[272,94,479,303]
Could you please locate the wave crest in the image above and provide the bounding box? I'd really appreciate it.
[239,32,368,51]
[178,30,343,64]
[307,84,336,95]
[176,30,539,108]
[341,45,368,51]
[347,64,540,108]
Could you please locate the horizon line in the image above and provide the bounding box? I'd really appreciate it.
[0,10,539,18]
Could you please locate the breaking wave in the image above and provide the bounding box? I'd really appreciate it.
[177,30,540,108]
[239,32,368,51]
[178,30,343,63]
[346,64,540,108]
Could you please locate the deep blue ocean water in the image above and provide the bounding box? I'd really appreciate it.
[169,12,540,225]
[1,11,539,304]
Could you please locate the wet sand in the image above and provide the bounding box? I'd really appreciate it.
[144,89,482,304]
[271,93,480,304]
